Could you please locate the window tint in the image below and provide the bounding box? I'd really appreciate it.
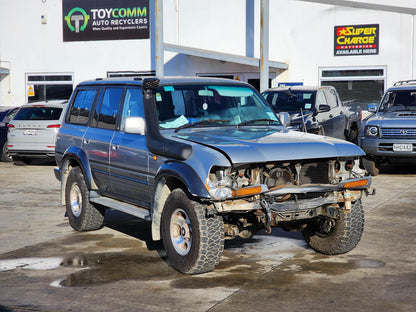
[120,88,144,131]
[379,90,416,111]
[94,88,123,130]
[264,91,315,111]
[13,107,63,121]
[68,89,97,124]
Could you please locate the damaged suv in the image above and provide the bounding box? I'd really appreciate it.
[55,77,373,274]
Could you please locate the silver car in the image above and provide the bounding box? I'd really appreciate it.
[7,100,68,165]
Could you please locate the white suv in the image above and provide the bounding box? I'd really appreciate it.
[7,100,68,165]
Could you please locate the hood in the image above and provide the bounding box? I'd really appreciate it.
[172,127,364,164]
[369,111,416,127]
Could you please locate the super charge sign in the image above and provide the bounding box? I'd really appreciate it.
[334,24,379,56]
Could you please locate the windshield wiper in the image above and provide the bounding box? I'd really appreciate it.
[174,119,230,133]
[236,118,280,128]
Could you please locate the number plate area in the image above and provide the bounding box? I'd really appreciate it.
[393,143,413,152]
[23,129,37,135]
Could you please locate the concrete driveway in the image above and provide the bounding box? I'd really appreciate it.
[0,161,415,312]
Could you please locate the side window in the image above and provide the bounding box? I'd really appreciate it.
[120,88,144,131]
[68,89,97,125]
[326,89,340,108]
[7,109,18,121]
[316,90,328,108]
[93,87,123,130]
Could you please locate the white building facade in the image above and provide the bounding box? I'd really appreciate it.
[1,0,416,109]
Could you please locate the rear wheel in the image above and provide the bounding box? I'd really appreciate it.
[1,142,13,162]
[161,188,224,274]
[302,200,364,255]
[65,166,105,231]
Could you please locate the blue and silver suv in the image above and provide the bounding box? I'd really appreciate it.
[55,77,373,274]
[360,80,416,175]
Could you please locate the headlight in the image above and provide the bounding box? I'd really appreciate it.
[365,125,379,137]
[206,168,233,200]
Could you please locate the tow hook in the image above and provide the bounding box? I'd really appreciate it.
[344,191,352,211]
[260,199,272,234]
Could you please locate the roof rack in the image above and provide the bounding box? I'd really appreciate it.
[393,80,416,86]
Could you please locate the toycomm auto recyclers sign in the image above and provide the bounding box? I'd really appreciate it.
[334,24,379,56]
[62,0,149,42]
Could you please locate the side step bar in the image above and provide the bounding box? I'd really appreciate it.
[89,193,151,221]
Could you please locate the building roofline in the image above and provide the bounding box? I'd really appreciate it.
[298,0,416,15]
[164,43,289,71]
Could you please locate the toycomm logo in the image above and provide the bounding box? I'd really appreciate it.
[64,7,90,33]
[62,0,149,42]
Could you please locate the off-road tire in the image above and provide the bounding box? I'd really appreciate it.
[361,157,380,176]
[1,142,13,162]
[65,166,105,231]
[302,200,364,255]
[161,188,224,274]
[347,128,359,144]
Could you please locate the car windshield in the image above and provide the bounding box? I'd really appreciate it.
[155,84,281,130]
[379,90,416,111]
[13,107,63,121]
[263,90,316,111]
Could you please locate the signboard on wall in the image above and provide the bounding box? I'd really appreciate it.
[334,24,379,56]
[62,0,149,42]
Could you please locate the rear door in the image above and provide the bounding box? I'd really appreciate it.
[109,87,152,207]
[82,87,124,193]
[321,88,347,139]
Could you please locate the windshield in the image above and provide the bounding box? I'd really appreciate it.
[379,90,416,111]
[13,107,63,121]
[263,90,316,111]
[155,84,280,129]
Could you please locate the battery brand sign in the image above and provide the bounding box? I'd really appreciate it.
[334,24,379,56]
[62,0,149,42]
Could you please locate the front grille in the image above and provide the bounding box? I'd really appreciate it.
[381,128,416,138]
[299,161,329,184]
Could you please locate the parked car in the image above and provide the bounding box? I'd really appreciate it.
[0,106,19,161]
[262,86,362,143]
[7,100,68,165]
[360,80,416,175]
[55,77,373,274]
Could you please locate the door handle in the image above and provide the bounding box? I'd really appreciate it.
[83,139,90,144]
[111,144,119,151]
[329,114,333,118]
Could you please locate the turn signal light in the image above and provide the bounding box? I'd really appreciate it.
[232,186,262,197]
[343,179,369,188]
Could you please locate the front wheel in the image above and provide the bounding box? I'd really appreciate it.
[161,189,224,274]
[302,200,364,255]
[65,166,105,231]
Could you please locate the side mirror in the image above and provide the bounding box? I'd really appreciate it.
[367,103,378,112]
[124,117,146,135]
[278,112,291,127]
[317,104,331,113]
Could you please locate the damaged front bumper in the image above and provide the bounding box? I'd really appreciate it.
[213,176,374,219]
